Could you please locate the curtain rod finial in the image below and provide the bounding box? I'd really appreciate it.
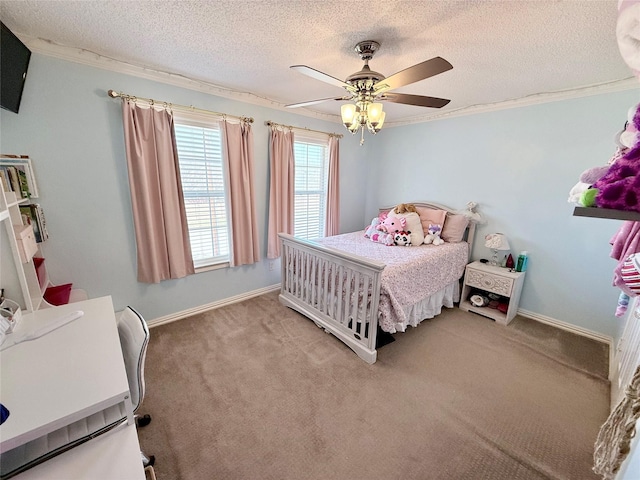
[107,90,119,98]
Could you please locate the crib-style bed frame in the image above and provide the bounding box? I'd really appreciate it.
[279,202,477,364]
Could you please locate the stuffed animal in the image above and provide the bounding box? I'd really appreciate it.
[370,231,395,246]
[364,217,381,238]
[392,203,417,215]
[567,105,640,206]
[394,231,412,246]
[592,103,640,212]
[378,215,406,235]
[424,224,444,246]
[387,207,424,245]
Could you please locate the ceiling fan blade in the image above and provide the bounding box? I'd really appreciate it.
[381,92,450,108]
[290,65,350,88]
[285,96,348,108]
[374,57,453,93]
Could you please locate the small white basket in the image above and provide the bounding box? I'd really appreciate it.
[0,299,21,334]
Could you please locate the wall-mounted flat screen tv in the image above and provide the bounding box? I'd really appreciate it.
[1,22,31,114]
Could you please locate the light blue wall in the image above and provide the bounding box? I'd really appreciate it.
[2,53,639,343]
[0,54,367,320]
[365,90,640,340]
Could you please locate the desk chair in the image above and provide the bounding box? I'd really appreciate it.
[117,306,155,467]
[0,307,154,479]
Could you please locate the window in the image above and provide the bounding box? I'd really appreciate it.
[174,119,230,268]
[293,134,329,240]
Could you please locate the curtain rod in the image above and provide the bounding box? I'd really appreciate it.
[107,90,254,123]
[265,121,343,139]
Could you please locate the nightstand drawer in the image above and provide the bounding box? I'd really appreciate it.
[465,268,514,296]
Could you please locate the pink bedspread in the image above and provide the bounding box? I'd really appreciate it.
[316,232,469,333]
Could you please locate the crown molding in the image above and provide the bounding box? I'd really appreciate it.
[387,77,640,127]
[25,36,640,128]
[26,37,340,124]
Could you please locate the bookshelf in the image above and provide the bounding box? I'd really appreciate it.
[0,155,43,312]
[1,155,87,312]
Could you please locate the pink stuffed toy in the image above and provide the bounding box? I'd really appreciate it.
[366,214,406,246]
[370,230,395,246]
[378,215,406,235]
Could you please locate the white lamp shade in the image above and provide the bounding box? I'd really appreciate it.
[341,104,357,127]
[484,233,510,251]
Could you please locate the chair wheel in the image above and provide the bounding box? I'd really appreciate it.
[136,414,152,428]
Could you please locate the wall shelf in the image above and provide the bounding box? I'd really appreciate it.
[573,206,640,222]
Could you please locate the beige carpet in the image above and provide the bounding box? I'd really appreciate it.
[137,291,610,480]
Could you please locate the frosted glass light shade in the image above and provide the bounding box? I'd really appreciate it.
[366,103,384,126]
[341,104,357,127]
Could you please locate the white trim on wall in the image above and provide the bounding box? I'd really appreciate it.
[146,284,281,328]
[24,36,640,128]
[518,307,614,379]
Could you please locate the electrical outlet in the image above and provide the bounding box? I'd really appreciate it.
[269,260,274,271]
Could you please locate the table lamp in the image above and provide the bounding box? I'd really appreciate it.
[484,233,510,266]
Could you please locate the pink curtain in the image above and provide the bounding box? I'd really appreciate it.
[325,136,340,236]
[267,128,295,259]
[222,120,260,266]
[121,101,194,283]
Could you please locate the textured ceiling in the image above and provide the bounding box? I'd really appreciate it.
[0,0,636,125]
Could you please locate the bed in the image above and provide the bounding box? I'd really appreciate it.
[278,202,478,364]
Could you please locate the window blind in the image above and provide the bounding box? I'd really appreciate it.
[294,136,329,240]
[174,123,230,267]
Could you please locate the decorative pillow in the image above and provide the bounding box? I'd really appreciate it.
[386,210,424,246]
[414,207,447,237]
[441,213,469,243]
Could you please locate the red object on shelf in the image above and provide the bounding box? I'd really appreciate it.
[505,254,515,269]
[33,257,47,289]
[44,283,73,306]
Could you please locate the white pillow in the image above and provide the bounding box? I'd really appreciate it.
[386,210,424,246]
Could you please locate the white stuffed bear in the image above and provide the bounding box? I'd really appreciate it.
[424,224,444,246]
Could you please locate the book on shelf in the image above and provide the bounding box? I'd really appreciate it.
[0,165,31,198]
[0,170,9,193]
[19,204,48,243]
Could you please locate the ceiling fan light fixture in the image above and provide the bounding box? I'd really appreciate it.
[341,103,357,129]
[291,40,452,145]
[366,102,384,124]
[368,110,385,134]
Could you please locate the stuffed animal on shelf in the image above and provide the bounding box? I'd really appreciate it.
[394,230,412,246]
[592,103,640,212]
[424,224,444,246]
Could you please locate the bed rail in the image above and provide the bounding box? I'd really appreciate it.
[278,233,385,364]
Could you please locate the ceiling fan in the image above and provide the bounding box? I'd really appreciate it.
[286,40,453,140]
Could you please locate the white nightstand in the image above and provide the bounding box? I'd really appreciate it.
[459,261,526,325]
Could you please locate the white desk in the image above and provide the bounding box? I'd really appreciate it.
[0,296,134,453]
[12,423,145,480]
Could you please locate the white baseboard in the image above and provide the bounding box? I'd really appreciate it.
[517,308,614,380]
[146,284,281,328]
